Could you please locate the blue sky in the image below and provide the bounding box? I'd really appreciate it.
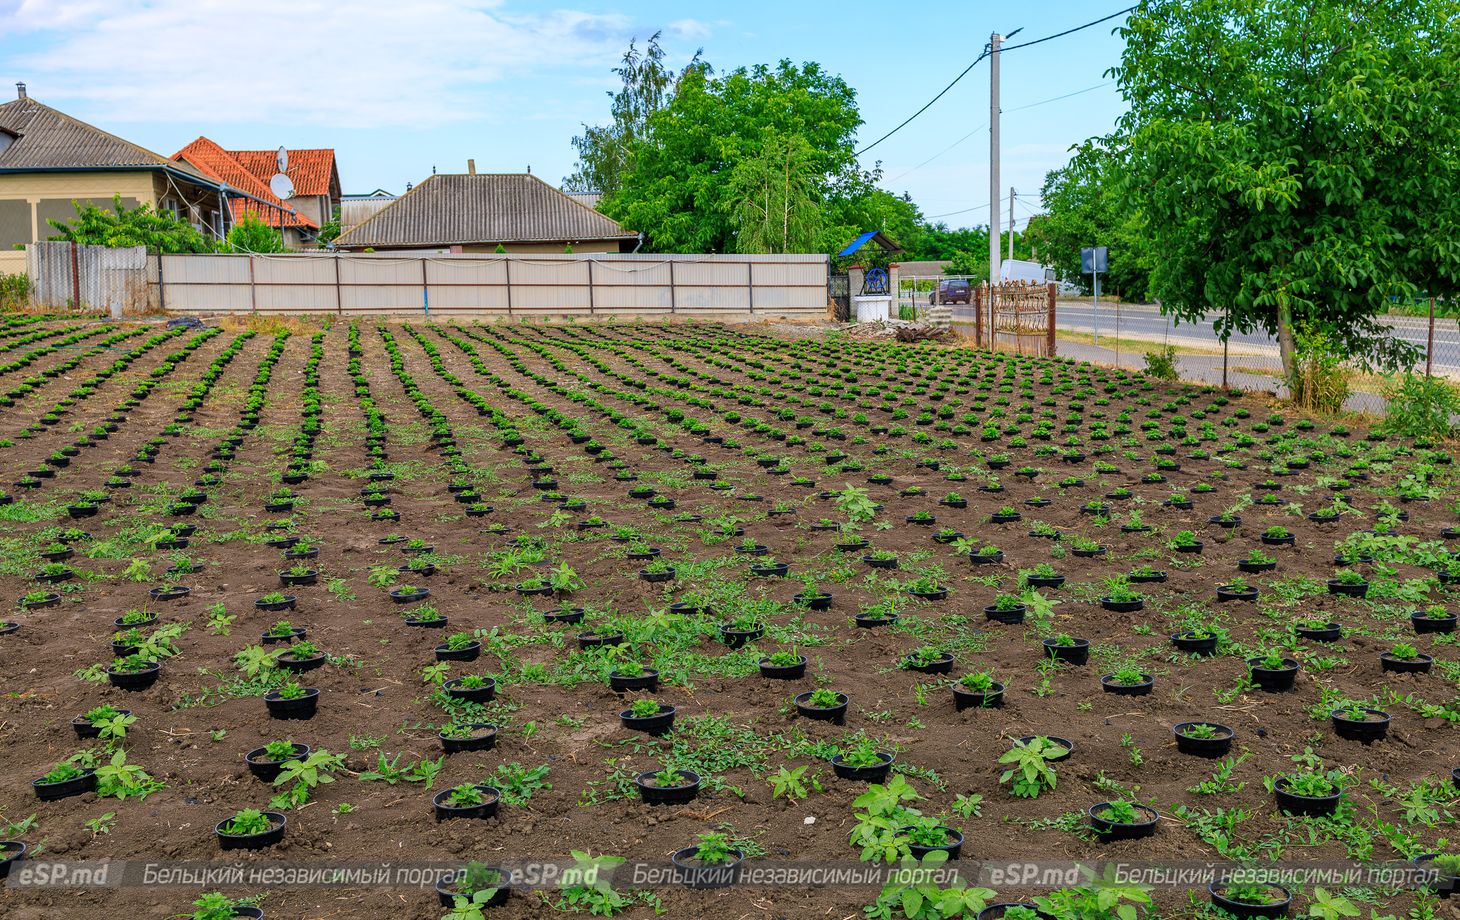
[0,0,1131,233]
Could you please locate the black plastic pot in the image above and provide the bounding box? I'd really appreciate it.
[669,847,742,889]
[1273,778,1340,816]
[609,669,659,693]
[281,570,318,588]
[19,592,60,609]
[759,656,807,680]
[262,627,305,645]
[1216,585,1259,603]
[620,704,676,736]
[952,682,1005,710]
[903,652,954,675]
[794,691,848,724]
[1088,802,1160,840]
[906,826,964,860]
[1127,572,1167,584]
[390,587,429,603]
[1099,597,1145,613]
[148,585,190,601]
[1173,722,1234,758]
[263,688,319,720]
[977,904,1051,920]
[0,841,26,880]
[278,651,326,673]
[830,751,894,782]
[854,613,899,628]
[245,744,311,782]
[1412,854,1458,899]
[1174,542,1204,554]
[1042,638,1089,665]
[578,631,624,650]
[968,551,1004,565]
[1326,579,1369,598]
[639,567,676,583]
[1331,708,1390,743]
[1381,653,1433,674]
[215,812,287,851]
[1413,611,1458,634]
[443,677,497,704]
[1294,622,1341,642]
[32,769,97,801]
[107,660,161,691]
[432,784,501,821]
[862,555,898,569]
[1101,673,1154,696]
[1208,883,1292,918]
[1024,575,1065,590]
[1248,657,1300,691]
[983,604,1026,625]
[795,592,833,611]
[543,607,585,624]
[635,770,701,805]
[435,641,481,663]
[71,709,132,739]
[439,723,498,754]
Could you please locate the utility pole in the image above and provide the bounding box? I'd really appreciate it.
[988,32,1002,289]
[1007,188,1016,265]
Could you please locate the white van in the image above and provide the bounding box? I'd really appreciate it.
[999,259,1055,285]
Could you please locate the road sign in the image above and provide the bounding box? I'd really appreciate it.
[1081,246,1108,274]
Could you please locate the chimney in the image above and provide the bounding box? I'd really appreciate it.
[16,82,26,100]
[467,159,476,175]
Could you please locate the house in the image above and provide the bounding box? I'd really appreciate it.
[340,188,397,236]
[0,83,232,249]
[334,172,638,253]
[173,137,341,249]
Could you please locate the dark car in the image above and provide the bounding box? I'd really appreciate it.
[930,279,971,305]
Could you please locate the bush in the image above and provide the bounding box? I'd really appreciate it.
[0,272,29,309]
[1142,345,1178,381]
[1382,372,1460,439]
[1288,325,1351,414]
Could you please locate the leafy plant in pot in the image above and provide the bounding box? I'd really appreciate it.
[1381,642,1433,674]
[1101,666,1154,696]
[1087,798,1160,840]
[244,740,310,783]
[983,593,1027,625]
[435,630,481,662]
[263,681,319,720]
[432,782,501,821]
[670,831,743,890]
[1172,722,1234,758]
[435,862,509,911]
[1247,651,1300,691]
[32,759,97,801]
[438,722,498,754]
[1266,749,1343,816]
[619,698,676,736]
[215,808,286,850]
[759,649,807,680]
[1042,633,1089,665]
[1098,577,1144,613]
[1330,704,1391,744]
[1412,604,1458,635]
[952,670,1005,710]
[795,687,850,724]
[830,737,894,782]
[902,645,953,674]
[1207,881,1293,918]
[634,765,701,806]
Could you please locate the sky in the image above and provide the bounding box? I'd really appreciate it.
[0,0,1132,234]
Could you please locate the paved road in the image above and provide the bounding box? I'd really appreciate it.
[1053,302,1460,374]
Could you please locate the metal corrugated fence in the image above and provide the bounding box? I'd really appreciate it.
[155,252,830,318]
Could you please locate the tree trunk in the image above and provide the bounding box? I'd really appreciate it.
[1276,298,1298,398]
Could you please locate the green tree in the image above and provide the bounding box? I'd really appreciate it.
[1111,0,1460,384]
[729,131,821,253]
[1027,140,1149,299]
[223,215,285,254]
[563,32,707,196]
[315,208,341,248]
[601,59,863,253]
[48,196,213,253]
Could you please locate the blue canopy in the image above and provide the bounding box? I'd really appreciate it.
[835,230,902,258]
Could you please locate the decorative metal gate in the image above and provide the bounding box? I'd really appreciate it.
[829,272,850,322]
[973,282,1056,356]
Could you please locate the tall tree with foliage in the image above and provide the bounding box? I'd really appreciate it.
[728,131,821,253]
[1027,140,1149,299]
[601,59,863,254]
[562,33,707,196]
[223,215,285,254]
[1112,0,1460,389]
[48,196,213,253]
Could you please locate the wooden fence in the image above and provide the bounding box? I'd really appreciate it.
[155,252,829,319]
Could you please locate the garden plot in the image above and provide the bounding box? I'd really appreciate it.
[0,316,1457,920]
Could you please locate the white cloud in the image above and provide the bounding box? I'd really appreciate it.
[3,0,635,129]
[666,18,711,40]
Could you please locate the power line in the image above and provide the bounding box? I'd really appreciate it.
[855,6,1136,156]
[1004,80,1116,114]
[887,120,990,183]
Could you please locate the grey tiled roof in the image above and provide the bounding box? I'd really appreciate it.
[0,97,220,187]
[335,173,635,248]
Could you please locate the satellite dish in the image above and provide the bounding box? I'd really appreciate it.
[269,173,296,200]
[276,146,288,173]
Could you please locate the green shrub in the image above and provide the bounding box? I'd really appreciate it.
[1142,345,1178,381]
[1381,371,1460,439]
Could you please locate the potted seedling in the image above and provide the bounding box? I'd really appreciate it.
[215,809,286,850]
[931,526,965,545]
[1267,755,1342,816]
[1261,525,1295,547]
[434,631,481,662]
[1238,548,1277,573]
[991,505,1022,524]
[905,574,947,601]
[670,831,743,889]
[277,640,325,673]
[242,739,312,783]
[984,593,1027,625]
[830,737,894,782]
[1326,568,1369,598]
[261,620,305,644]
[438,722,498,754]
[793,582,833,610]
[32,759,97,801]
[794,688,849,724]
[1101,666,1154,696]
[759,649,808,680]
[620,698,676,736]
[402,604,446,627]
[1069,536,1106,559]
[263,681,319,720]
[1295,618,1341,642]
[1247,651,1300,691]
[390,583,430,603]
[1099,577,1145,613]
[1412,604,1457,635]
[443,674,497,703]
[640,557,676,583]
[1022,564,1064,589]
[901,645,953,674]
[1331,704,1391,744]
[608,659,659,693]
[634,766,701,806]
[1042,634,1090,666]
[1207,882,1292,918]
[19,589,60,609]
[1381,642,1433,674]
[952,671,1005,710]
[1087,798,1160,840]
[1169,530,1203,554]
[1127,564,1167,584]
[1215,576,1258,603]
[432,782,501,821]
[862,549,898,570]
[280,564,318,588]
[107,653,162,691]
[854,601,899,628]
[1172,722,1234,758]
[967,543,1005,565]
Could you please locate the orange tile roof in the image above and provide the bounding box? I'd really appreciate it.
[172,136,339,230]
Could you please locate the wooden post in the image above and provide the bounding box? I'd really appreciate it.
[155,251,166,315]
[333,254,343,315]
[973,283,983,348]
[1046,282,1056,357]
[69,241,81,311]
[1427,296,1436,376]
[504,258,513,318]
